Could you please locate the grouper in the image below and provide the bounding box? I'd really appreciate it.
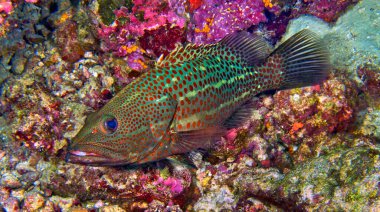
[66,29,329,166]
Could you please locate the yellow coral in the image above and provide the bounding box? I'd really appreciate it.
[201,176,211,187]
[121,45,146,54]
[121,45,137,54]
[195,18,213,33]
[135,59,147,69]
[263,0,273,8]
[58,12,71,24]
[0,20,10,38]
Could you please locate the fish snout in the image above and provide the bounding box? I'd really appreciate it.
[64,141,111,165]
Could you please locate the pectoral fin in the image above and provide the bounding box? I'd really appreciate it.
[223,99,258,129]
[170,126,225,154]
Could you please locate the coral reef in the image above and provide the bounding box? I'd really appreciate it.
[299,0,359,22]
[188,0,267,44]
[39,162,197,209]
[0,0,379,211]
[264,76,362,163]
[0,0,118,156]
[283,0,380,79]
[139,24,187,57]
[234,146,380,211]
[96,0,188,70]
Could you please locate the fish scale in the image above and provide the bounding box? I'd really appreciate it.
[67,29,330,166]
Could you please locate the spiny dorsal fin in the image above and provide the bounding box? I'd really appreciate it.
[157,43,218,67]
[157,31,272,68]
[220,31,273,66]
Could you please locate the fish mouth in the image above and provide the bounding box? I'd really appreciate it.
[65,150,110,165]
[65,145,136,166]
[69,150,103,157]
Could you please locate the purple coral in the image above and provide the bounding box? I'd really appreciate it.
[188,0,267,44]
[97,0,187,70]
[299,0,359,22]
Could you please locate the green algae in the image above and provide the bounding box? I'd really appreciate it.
[98,0,133,25]
[356,109,380,141]
[234,146,380,210]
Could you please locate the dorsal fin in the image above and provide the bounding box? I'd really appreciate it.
[157,31,273,68]
[156,43,217,67]
[220,31,273,66]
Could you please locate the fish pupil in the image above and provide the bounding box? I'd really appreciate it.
[105,118,118,132]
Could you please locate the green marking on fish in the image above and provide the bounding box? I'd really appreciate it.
[67,29,330,166]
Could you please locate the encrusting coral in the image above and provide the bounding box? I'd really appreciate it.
[0,0,379,210]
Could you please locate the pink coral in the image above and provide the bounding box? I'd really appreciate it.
[299,0,359,22]
[225,129,238,142]
[54,21,85,63]
[97,0,187,70]
[153,177,184,195]
[189,0,267,44]
[139,24,186,57]
[0,1,12,14]
[113,0,185,37]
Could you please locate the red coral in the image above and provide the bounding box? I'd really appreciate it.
[11,97,69,154]
[358,67,380,100]
[54,21,84,63]
[300,0,359,22]
[139,24,187,57]
[268,76,359,147]
[189,0,203,12]
[45,164,197,209]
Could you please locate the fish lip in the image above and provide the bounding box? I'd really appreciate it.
[69,150,103,157]
[65,152,133,166]
[65,148,110,165]
[65,148,132,166]
[65,152,109,165]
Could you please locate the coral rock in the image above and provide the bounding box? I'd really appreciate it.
[140,24,187,57]
[235,147,380,210]
[189,0,266,44]
[3,197,20,211]
[1,173,22,189]
[23,192,45,211]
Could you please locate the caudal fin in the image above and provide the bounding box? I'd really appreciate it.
[272,29,330,89]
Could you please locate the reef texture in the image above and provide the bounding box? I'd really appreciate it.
[188,0,267,44]
[1,0,380,211]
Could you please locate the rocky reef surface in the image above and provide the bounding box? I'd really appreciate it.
[0,0,379,211]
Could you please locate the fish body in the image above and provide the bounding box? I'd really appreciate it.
[67,30,329,166]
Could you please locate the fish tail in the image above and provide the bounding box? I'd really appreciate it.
[260,29,330,90]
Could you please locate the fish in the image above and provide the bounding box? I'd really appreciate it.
[66,29,329,166]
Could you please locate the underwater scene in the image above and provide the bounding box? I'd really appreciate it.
[0,0,380,211]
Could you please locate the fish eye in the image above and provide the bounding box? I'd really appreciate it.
[104,117,118,133]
